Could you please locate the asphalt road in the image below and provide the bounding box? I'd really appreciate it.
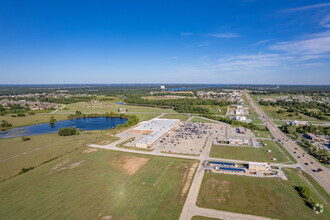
[244,91,330,195]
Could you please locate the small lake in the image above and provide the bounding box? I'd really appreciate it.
[0,117,128,139]
[116,102,125,105]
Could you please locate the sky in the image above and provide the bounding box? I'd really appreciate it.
[0,0,330,85]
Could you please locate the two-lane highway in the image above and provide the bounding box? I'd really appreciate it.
[245,92,330,195]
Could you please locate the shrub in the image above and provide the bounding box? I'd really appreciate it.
[294,186,317,209]
[29,112,36,115]
[58,127,79,136]
[21,136,31,141]
[16,113,26,117]
[19,167,34,175]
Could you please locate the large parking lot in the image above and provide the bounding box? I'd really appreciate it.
[154,122,228,155]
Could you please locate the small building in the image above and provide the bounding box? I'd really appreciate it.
[160,85,165,90]
[287,120,309,127]
[228,139,249,145]
[304,133,319,141]
[248,162,271,172]
[234,109,244,115]
[233,116,246,121]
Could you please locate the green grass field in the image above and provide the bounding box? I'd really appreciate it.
[160,114,189,121]
[127,112,160,122]
[272,120,287,125]
[0,148,198,219]
[253,129,274,139]
[202,105,227,115]
[58,101,176,115]
[0,131,122,181]
[197,170,328,219]
[190,117,216,123]
[210,140,289,163]
[252,118,263,124]
[275,141,297,164]
[0,114,69,128]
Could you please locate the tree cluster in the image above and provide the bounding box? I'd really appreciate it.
[58,127,79,136]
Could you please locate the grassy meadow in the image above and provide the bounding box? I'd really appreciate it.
[190,117,216,123]
[210,140,289,163]
[0,148,198,219]
[0,131,121,181]
[160,113,189,121]
[197,170,329,219]
[0,114,69,128]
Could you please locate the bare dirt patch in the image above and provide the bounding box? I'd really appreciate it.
[52,158,70,171]
[180,162,198,203]
[68,160,85,169]
[52,160,85,172]
[115,156,150,175]
[83,148,98,154]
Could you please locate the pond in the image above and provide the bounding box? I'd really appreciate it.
[0,117,128,139]
[116,102,125,105]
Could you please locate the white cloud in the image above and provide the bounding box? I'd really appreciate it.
[320,14,330,27]
[208,33,240,38]
[280,3,330,13]
[209,54,292,71]
[269,31,330,57]
[198,41,210,47]
[254,39,276,46]
[181,32,193,36]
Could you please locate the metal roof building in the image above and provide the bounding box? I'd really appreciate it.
[132,118,180,148]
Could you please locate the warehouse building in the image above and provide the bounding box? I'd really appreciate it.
[132,118,180,148]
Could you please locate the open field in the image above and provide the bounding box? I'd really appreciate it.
[272,120,287,126]
[210,140,289,163]
[127,112,160,122]
[0,149,198,219]
[197,170,328,219]
[251,118,263,124]
[0,131,121,181]
[275,141,297,164]
[160,114,189,121]
[190,117,216,123]
[57,101,176,114]
[0,114,69,128]
[202,105,227,115]
[253,129,274,139]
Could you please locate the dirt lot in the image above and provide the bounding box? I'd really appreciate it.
[115,156,150,175]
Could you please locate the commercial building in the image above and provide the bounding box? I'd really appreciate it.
[286,120,309,126]
[228,139,249,145]
[248,162,271,172]
[132,118,180,148]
